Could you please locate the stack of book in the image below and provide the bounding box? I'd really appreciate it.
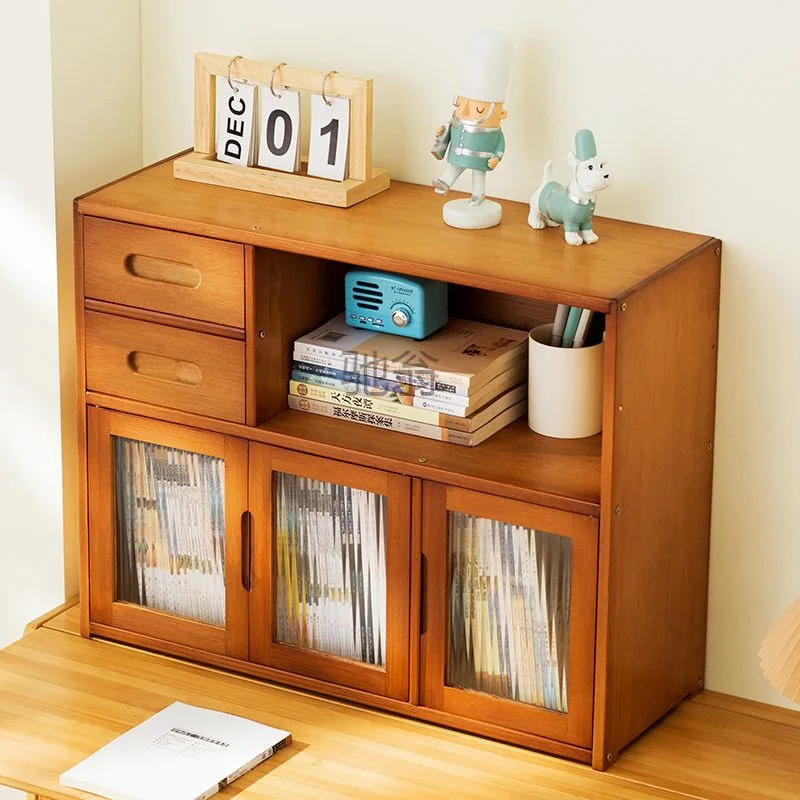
[288,313,529,446]
[448,512,570,712]
[274,472,387,666]
[114,437,226,628]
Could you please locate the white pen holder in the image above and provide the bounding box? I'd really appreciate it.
[528,323,604,438]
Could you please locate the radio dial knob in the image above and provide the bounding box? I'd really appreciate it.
[391,306,412,328]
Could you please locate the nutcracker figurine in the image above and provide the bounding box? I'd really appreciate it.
[431,29,513,229]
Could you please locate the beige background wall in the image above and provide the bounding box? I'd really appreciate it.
[0,2,62,676]
[138,0,800,707]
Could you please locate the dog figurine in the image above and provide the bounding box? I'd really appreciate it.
[528,129,611,246]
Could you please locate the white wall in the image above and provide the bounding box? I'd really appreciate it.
[139,0,799,708]
[0,5,61,797]
[0,1,141,795]
[0,0,63,648]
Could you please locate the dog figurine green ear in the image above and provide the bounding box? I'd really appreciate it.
[528,129,611,245]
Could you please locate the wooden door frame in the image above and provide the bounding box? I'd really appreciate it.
[420,482,598,748]
[87,408,249,659]
[248,444,411,701]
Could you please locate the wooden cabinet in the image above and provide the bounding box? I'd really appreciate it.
[419,484,597,748]
[86,408,249,659]
[75,157,721,768]
[248,446,411,700]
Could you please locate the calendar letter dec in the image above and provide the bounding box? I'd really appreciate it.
[215,75,258,167]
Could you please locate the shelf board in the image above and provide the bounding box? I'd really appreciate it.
[262,411,601,515]
[84,392,600,514]
[78,154,717,313]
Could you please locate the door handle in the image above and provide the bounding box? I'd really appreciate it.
[241,510,253,592]
[420,553,427,635]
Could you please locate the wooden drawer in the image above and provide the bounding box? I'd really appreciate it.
[83,217,245,328]
[85,311,246,422]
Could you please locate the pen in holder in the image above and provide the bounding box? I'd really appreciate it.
[528,323,604,438]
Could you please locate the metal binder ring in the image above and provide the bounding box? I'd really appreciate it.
[227,55,246,93]
[270,62,287,99]
[321,70,338,106]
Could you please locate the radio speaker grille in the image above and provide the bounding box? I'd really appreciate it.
[352,280,383,310]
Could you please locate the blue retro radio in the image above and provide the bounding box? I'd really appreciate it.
[344,270,448,340]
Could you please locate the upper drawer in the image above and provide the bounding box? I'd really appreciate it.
[83,218,245,328]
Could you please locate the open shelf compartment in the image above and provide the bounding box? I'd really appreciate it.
[249,246,604,513]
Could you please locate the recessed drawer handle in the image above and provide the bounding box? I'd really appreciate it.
[127,351,202,386]
[124,254,202,289]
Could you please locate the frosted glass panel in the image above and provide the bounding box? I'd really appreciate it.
[447,512,571,712]
[114,436,226,626]
[273,472,387,667]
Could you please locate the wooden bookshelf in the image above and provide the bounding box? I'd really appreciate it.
[74,154,721,770]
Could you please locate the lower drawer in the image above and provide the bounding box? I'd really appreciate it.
[85,310,246,422]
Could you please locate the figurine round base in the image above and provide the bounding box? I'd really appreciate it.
[442,198,502,229]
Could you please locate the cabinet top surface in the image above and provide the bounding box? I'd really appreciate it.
[78,155,716,311]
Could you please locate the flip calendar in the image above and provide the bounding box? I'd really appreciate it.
[175,54,389,207]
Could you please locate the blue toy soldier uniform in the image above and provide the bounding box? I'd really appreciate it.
[430,29,513,228]
[432,122,505,203]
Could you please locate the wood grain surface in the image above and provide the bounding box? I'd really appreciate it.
[82,393,603,515]
[84,311,246,423]
[263,411,603,514]
[2,623,799,800]
[77,158,714,310]
[83,216,245,327]
[252,249,345,423]
[593,244,721,766]
[41,603,81,637]
[174,153,390,208]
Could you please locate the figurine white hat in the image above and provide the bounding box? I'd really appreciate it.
[456,29,513,103]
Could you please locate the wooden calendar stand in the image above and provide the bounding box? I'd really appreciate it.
[173,53,390,207]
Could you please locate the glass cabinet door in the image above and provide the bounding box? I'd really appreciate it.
[249,445,411,700]
[420,484,597,748]
[88,408,249,658]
